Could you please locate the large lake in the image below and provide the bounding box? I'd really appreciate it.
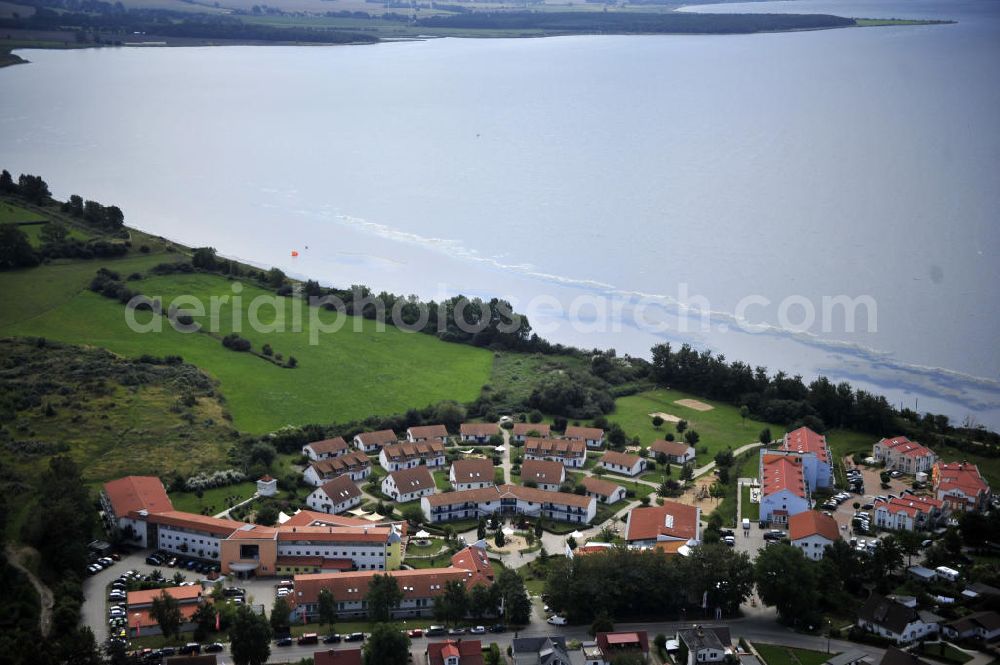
[2,0,998,427]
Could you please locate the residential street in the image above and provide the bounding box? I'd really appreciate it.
[185,613,887,664]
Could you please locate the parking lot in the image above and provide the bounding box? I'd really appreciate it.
[81,548,269,647]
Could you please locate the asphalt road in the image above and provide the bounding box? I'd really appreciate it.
[222,614,887,665]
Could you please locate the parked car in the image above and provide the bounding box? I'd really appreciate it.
[448,628,466,635]
[426,626,447,636]
[179,643,201,656]
[490,624,507,633]
[205,643,224,653]
[297,633,319,645]
[345,633,365,642]
[547,616,567,626]
[406,629,423,638]
[275,637,293,647]
[470,626,486,635]
[323,633,342,644]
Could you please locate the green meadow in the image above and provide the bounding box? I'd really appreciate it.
[610,388,785,464]
[0,200,46,224]
[0,267,492,433]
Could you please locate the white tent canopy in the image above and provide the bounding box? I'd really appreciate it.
[502,527,515,536]
[569,530,584,539]
[414,529,431,538]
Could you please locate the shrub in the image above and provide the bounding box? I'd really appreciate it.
[221,333,251,352]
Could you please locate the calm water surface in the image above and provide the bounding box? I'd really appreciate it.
[2,0,998,426]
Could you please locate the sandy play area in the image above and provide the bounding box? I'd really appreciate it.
[488,532,529,554]
[648,411,681,423]
[675,398,714,412]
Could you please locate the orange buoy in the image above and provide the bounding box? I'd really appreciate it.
[291,250,299,257]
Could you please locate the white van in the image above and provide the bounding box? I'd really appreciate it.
[742,518,751,530]
[935,566,960,582]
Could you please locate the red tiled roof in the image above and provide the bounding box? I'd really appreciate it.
[127,585,203,607]
[601,451,642,468]
[451,458,495,484]
[407,424,449,439]
[314,649,362,665]
[782,427,829,463]
[305,437,348,455]
[423,483,593,509]
[520,459,565,485]
[388,466,435,494]
[103,476,173,517]
[936,462,989,497]
[460,423,499,437]
[597,631,649,654]
[227,524,277,540]
[382,441,445,461]
[565,426,604,441]
[293,567,489,606]
[127,602,204,629]
[146,511,242,537]
[788,510,840,542]
[310,452,371,476]
[879,436,935,458]
[450,545,494,580]
[525,438,585,457]
[281,510,405,534]
[625,502,698,543]
[513,423,550,437]
[874,495,943,517]
[282,510,372,528]
[354,430,397,446]
[317,476,362,503]
[427,640,484,665]
[277,526,392,544]
[276,556,353,570]
[650,440,692,457]
[581,476,623,498]
[761,454,807,499]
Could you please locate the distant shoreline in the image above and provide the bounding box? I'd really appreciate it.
[0,12,954,68]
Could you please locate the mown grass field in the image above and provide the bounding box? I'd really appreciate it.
[168,481,258,515]
[754,643,834,665]
[611,388,784,465]
[0,268,493,433]
[0,200,45,223]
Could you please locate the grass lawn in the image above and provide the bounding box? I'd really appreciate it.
[0,270,493,433]
[918,642,973,664]
[494,467,506,484]
[0,200,46,224]
[405,553,457,569]
[404,537,445,557]
[594,498,629,525]
[168,482,258,515]
[611,389,784,465]
[754,643,835,665]
[0,252,169,332]
[741,484,760,520]
[433,470,452,491]
[713,452,759,526]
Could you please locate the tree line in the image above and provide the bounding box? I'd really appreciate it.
[0,2,378,45]
[416,11,856,34]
